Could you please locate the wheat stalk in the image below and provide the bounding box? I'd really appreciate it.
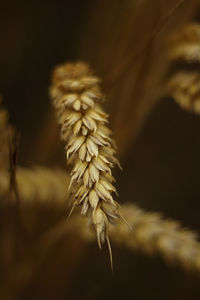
[112,204,200,272]
[0,100,13,169]
[49,62,121,258]
[42,203,200,273]
[1,166,200,272]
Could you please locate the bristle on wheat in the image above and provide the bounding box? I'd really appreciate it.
[49,61,121,250]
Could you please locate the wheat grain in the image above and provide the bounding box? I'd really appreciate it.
[49,62,121,254]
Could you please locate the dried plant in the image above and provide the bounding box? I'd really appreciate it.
[49,62,122,257]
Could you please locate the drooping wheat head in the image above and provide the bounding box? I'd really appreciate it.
[49,62,121,257]
[167,70,200,113]
[168,23,200,63]
[167,23,200,113]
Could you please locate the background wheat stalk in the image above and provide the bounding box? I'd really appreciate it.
[0,167,69,204]
[0,100,13,170]
[166,23,200,114]
[1,165,200,273]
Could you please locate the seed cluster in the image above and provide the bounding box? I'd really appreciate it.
[50,62,121,249]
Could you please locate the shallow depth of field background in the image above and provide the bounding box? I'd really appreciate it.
[1,1,200,299]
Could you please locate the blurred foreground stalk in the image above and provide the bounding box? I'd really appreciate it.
[1,166,200,273]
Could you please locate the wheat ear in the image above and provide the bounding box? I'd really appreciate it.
[168,22,200,63]
[1,166,200,272]
[49,61,121,253]
[167,23,200,114]
[111,204,200,272]
[167,70,200,114]
[0,167,69,205]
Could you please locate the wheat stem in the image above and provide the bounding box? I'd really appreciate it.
[0,100,13,169]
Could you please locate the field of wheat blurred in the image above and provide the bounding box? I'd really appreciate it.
[1,1,200,299]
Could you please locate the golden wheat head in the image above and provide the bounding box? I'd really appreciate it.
[168,23,200,63]
[167,70,200,114]
[167,22,200,114]
[49,61,122,258]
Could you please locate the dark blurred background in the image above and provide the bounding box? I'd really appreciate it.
[1,0,200,299]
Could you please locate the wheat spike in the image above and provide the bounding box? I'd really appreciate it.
[167,70,200,114]
[111,204,200,272]
[0,167,69,205]
[43,203,200,273]
[168,22,200,63]
[1,166,200,272]
[49,61,121,250]
[167,22,200,114]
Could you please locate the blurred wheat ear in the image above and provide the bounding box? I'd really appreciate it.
[79,0,199,156]
[30,1,199,160]
[166,23,200,113]
[1,165,200,274]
